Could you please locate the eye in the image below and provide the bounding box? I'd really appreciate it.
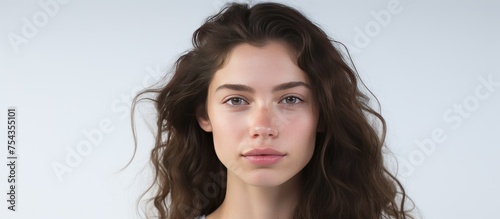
[279,96,302,105]
[224,97,248,106]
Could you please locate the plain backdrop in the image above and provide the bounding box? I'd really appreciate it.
[1,0,499,218]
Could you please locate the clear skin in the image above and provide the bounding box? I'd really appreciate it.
[197,41,319,219]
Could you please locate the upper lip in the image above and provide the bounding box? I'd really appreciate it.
[242,148,285,156]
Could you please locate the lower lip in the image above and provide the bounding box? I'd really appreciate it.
[244,155,284,165]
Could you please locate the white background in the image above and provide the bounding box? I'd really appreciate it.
[1,0,499,218]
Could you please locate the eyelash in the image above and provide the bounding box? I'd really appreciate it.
[223,96,303,107]
[279,96,303,105]
[224,97,248,106]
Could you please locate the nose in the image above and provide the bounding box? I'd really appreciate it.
[249,106,278,138]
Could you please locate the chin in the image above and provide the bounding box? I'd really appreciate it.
[241,170,297,188]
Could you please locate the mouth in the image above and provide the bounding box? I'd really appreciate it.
[242,148,285,165]
[242,148,286,157]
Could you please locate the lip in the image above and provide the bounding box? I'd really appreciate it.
[242,148,285,165]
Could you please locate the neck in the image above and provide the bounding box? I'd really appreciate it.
[209,172,301,219]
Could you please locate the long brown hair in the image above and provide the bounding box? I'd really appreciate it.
[133,2,414,219]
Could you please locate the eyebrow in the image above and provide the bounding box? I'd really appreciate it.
[215,81,310,93]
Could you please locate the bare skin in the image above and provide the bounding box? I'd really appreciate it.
[198,41,319,219]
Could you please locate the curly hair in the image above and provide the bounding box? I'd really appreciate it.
[133,2,414,219]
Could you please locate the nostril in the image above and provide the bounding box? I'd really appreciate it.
[251,126,278,138]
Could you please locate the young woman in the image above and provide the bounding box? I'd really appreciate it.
[134,2,414,219]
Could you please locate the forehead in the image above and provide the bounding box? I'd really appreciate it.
[211,41,308,87]
[224,41,298,66]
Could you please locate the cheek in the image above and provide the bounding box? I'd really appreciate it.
[284,110,318,150]
[210,112,247,157]
[279,108,318,133]
[286,117,317,142]
[211,112,247,136]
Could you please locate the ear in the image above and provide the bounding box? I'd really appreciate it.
[196,104,212,132]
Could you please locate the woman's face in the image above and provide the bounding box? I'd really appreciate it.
[197,41,319,187]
